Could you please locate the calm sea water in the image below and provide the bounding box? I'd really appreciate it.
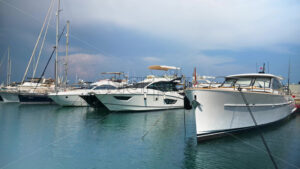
[0,103,299,169]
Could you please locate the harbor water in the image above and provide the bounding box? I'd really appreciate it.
[0,103,299,169]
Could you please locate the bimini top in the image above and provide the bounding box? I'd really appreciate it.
[226,73,283,80]
[101,72,124,75]
[148,65,180,71]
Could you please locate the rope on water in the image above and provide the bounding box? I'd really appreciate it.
[238,87,279,169]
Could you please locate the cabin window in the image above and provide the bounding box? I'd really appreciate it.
[94,85,116,90]
[272,78,282,90]
[123,82,150,89]
[114,96,131,100]
[147,82,178,92]
[164,99,177,104]
[235,78,252,87]
[253,77,271,88]
[222,78,236,87]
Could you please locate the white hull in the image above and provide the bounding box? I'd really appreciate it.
[0,92,20,102]
[48,94,89,106]
[185,89,296,138]
[95,90,184,111]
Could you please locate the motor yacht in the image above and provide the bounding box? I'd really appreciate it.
[49,76,126,107]
[185,73,296,141]
[80,72,128,107]
[94,65,184,111]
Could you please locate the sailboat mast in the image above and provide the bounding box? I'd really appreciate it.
[64,20,70,88]
[7,47,10,86]
[55,0,60,91]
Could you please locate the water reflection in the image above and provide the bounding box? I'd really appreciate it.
[0,103,299,169]
[183,108,300,169]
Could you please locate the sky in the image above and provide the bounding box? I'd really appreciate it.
[1,0,300,84]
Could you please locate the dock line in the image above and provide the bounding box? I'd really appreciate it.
[238,87,279,169]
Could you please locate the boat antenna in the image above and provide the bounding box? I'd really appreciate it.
[287,57,291,94]
[256,62,258,73]
[238,87,278,169]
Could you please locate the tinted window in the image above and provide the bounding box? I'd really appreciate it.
[147,82,178,92]
[114,96,131,100]
[123,83,150,89]
[94,85,117,90]
[164,99,177,104]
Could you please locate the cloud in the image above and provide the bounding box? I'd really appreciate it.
[181,53,248,76]
[66,53,108,80]
[142,56,162,62]
[62,0,300,50]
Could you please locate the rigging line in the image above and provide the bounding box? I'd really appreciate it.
[238,87,279,169]
[33,25,66,91]
[226,133,300,169]
[21,0,55,84]
[141,113,164,140]
[184,109,186,138]
[0,0,112,58]
[0,50,8,74]
[32,0,55,79]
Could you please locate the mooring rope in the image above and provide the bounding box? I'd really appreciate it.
[238,87,279,169]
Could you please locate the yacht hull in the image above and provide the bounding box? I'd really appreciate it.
[48,94,89,106]
[80,94,105,107]
[19,93,54,104]
[96,93,184,111]
[0,92,20,102]
[185,89,296,141]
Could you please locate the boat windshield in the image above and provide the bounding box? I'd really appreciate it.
[235,78,252,87]
[222,76,272,88]
[123,82,150,89]
[147,82,178,92]
[93,85,117,90]
[222,78,236,87]
[253,77,271,88]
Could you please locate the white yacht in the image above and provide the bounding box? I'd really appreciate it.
[94,65,184,111]
[49,74,127,107]
[0,79,54,103]
[0,86,19,102]
[185,73,296,141]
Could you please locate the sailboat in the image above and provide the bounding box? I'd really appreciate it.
[17,0,66,104]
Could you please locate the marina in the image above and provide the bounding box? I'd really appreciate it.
[1,0,300,168]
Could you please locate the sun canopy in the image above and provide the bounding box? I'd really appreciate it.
[148,65,180,71]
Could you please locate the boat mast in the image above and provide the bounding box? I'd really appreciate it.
[55,0,61,91]
[64,20,70,88]
[7,47,11,86]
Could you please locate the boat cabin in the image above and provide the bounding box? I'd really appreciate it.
[221,73,284,93]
